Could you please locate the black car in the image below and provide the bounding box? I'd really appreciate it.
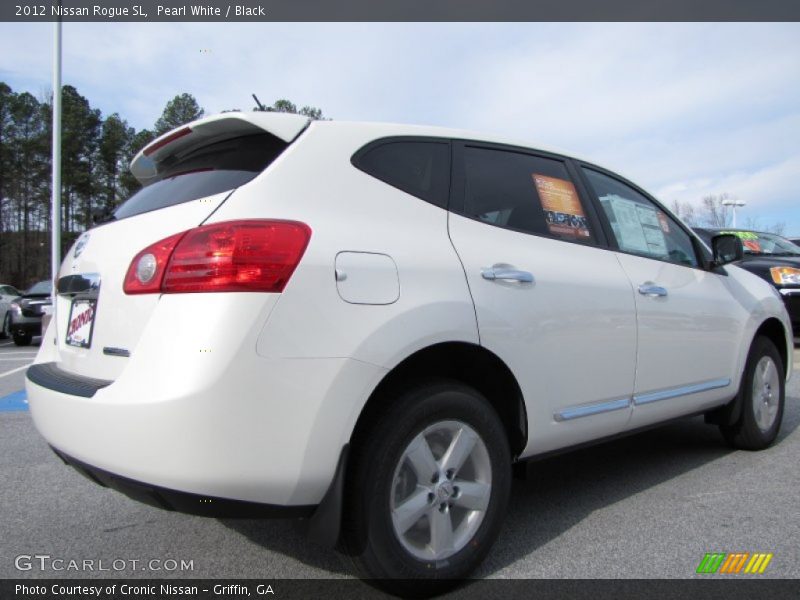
[8,280,52,346]
[694,228,800,337]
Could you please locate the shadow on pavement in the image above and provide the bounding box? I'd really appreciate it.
[221,394,799,579]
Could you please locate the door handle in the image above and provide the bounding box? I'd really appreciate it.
[481,268,534,283]
[638,283,668,297]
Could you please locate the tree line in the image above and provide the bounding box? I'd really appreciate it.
[670,194,786,235]
[0,83,323,289]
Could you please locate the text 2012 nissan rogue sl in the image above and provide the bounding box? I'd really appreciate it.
[26,112,792,592]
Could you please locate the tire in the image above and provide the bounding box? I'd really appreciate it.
[720,336,785,450]
[0,313,9,339]
[342,380,511,596]
[13,330,32,347]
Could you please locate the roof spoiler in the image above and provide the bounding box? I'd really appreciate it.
[130,111,310,184]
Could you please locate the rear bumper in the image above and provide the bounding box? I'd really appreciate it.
[26,349,385,507]
[50,446,315,518]
[28,362,111,398]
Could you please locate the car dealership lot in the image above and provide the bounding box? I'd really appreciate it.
[1,340,799,582]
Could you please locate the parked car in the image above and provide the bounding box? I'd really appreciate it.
[8,280,52,346]
[694,228,800,338]
[0,284,22,339]
[26,113,792,593]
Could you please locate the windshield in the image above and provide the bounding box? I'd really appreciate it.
[26,280,52,295]
[717,230,800,256]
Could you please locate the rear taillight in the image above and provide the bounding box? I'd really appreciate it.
[123,220,311,295]
[123,232,186,294]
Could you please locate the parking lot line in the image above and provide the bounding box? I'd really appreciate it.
[0,364,30,379]
[0,390,27,412]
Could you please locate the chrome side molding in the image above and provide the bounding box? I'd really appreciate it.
[554,397,630,421]
[555,377,732,421]
[633,378,731,405]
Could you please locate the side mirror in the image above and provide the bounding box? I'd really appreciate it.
[711,234,743,266]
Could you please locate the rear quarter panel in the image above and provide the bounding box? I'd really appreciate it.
[206,122,480,454]
[207,122,480,366]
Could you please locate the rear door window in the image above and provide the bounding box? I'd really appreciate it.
[458,145,596,243]
[352,139,451,208]
[114,133,287,220]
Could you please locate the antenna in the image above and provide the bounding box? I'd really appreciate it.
[252,94,266,111]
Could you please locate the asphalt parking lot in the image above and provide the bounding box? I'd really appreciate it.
[0,338,798,583]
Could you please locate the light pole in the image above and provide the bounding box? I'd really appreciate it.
[722,197,746,228]
[50,11,62,334]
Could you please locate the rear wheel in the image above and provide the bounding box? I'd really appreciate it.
[720,336,785,450]
[342,380,511,595]
[13,330,32,346]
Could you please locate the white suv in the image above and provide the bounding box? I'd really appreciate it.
[27,112,792,591]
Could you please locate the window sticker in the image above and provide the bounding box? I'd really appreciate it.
[720,230,758,240]
[744,240,762,252]
[599,195,668,257]
[657,211,671,233]
[720,230,761,252]
[532,174,591,238]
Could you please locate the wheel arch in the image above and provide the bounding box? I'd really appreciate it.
[754,317,790,379]
[706,316,790,428]
[349,341,528,458]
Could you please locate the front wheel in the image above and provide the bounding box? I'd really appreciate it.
[342,380,511,595]
[720,336,785,450]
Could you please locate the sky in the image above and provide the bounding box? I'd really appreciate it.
[1,22,799,235]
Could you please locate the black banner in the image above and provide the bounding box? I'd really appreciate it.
[2,0,800,22]
[2,579,800,600]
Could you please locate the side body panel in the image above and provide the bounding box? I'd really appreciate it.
[448,213,638,457]
[614,253,746,428]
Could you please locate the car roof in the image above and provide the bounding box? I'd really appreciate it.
[132,111,648,197]
[311,118,661,196]
[311,117,600,164]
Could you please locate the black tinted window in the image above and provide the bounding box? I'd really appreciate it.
[583,168,698,268]
[114,133,287,220]
[354,140,450,208]
[461,146,594,242]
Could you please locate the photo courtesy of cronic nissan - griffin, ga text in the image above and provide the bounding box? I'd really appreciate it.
[26,112,792,594]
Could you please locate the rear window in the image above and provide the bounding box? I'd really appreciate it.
[114,133,287,220]
[352,139,450,208]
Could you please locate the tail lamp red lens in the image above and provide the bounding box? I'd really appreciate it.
[123,220,311,295]
[123,232,186,294]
